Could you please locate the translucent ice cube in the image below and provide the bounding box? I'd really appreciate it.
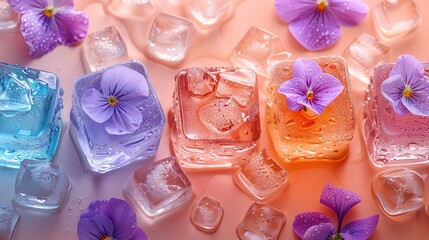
[230,27,284,77]
[185,0,233,29]
[216,68,256,107]
[372,168,423,216]
[343,34,389,84]
[108,0,155,18]
[190,196,223,233]
[70,61,166,173]
[236,202,286,240]
[14,160,71,212]
[123,156,192,218]
[373,0,421,41]
[235,151,288,200]
[146,13,195,66]
[185,67,217,97]
[82,26,130,73]
[0,0,19,31]
[0,206,19,240]
[0,63,62,168]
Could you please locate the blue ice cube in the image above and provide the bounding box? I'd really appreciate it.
[0,206,20,239]
[0,63,63,168]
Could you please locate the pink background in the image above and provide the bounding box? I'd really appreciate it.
[1,0,429,239]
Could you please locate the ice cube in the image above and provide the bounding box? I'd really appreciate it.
[0,0,19,31]
[82,26,130,73]
[0,63,62,168]
[190,196,223,233]
[372,168,423,216]
[363,62,429,166]
[216,68,256,107]
[343,34,389,84]
[14,160,71,212]
[70,61,166,173]
[123,156,192,218]
[373,0,421,41]
[185,0,233,29]
[146,13,195,66]
[108,0,155,18]
[184,67,217,97]
[235,151,288,200]
[0,206,19,240]
[236,202,286,240]
[230,27,284,77]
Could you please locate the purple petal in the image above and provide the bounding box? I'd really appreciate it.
[293,212,333,239]
[390,55,424,86]
[275,0,316,23]
[103,198,137,240]
[132,228,148,240]
[303,223,335,240]
[101,66,150,107]
[81,88,114,123]
[320,184,361,228]
[293,58,323,85]
[401,81,429,116]
[53,6,89,45]
[329,0,368,27]
[19,11,60,57]
[339,215,380,240]
[80,199,109,219]
[289,11,340,51]
[104,102,143,135]
[304,73,344,114]
[381,74,410,115]
[278,77,309,111]
[77,214,114,240]
[53,0,74,7]
[7,0,46,13]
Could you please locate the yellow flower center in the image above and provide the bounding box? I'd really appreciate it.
[107,96,118,106]
[101,237,112,240]
[402,86,413,98]
[306,90,314,101]
[43,7,54,18]
[317,0,329,11]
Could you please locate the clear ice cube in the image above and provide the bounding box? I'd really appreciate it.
[185,0,233,29]
[0,62,62,168]
[70,61,166,173]
[190,196,223,233]
[146,13,195,66]
[82,26,130,73]
[108,0,155,18]
[230,27,284,77]
[363,62,429,166]
[343,34,389,84]
[0,0,19,31]
[216,68,256,107]
[372,168,423,216]
[14,160,71,212]
[236,202,286,240]
[235,151,288,200]
[0,206,19,240]
[123,156,192,218]
[372,0,421,41]
[172,67,261,169]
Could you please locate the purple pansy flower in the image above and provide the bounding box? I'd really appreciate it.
[381,54,429,116]
[278,58,344,115]
[78,198,148,240]
[8,0,89,57]
[275,0,368,51]
[293,184,379,240]
[81,66,150,135]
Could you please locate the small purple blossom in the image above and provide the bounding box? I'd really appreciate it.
[8,0,89,57]
[278,58,344,115]
[293,184,379,240]
[78,198,148,240]
[81,66,150,135]
[381,54,429,116]
[275,0,368,51]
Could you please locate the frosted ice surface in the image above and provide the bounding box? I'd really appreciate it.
[216,68,256,107]
[199,98,244,135]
